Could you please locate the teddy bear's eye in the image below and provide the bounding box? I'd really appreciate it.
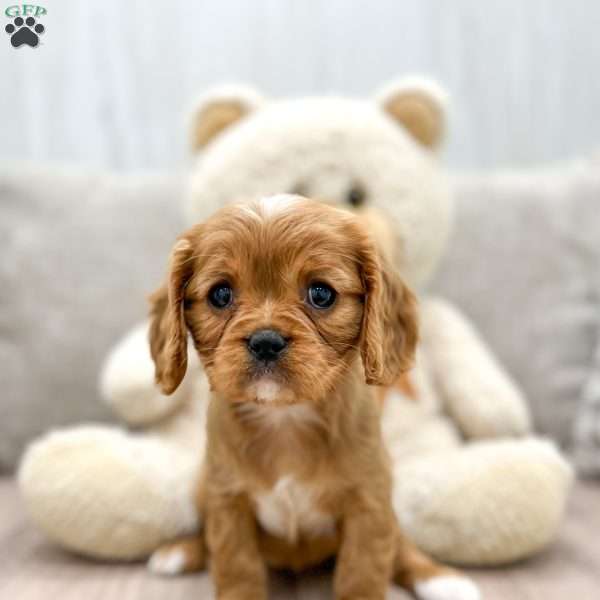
[346,185,366,207]
[290,182,308,196]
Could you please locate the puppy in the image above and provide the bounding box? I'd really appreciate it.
[147,196,479,600]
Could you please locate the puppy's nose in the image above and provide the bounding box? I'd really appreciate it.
[247,329,287,362]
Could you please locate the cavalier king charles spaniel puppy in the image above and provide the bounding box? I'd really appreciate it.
[147,196,479,600]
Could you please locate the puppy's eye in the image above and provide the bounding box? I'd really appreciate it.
[208,283,233,309]
[307,282,336,309]
[346,185,366,208]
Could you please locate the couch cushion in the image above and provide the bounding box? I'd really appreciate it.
[0,163,183,472]
[431,159,600,453]
[573,337,600,476]
[1,476,600,598]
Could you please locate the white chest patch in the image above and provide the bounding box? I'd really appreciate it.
[254,476,335,543]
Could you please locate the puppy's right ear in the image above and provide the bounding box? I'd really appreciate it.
[149,238,195,395]
[358,234,419,387]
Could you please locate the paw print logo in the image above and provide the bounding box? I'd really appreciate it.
[5,16,45,48]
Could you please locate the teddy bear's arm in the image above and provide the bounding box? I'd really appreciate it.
[100,321,197,426]
[419,297,531,439]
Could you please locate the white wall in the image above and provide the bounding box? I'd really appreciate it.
[2,0,600,171]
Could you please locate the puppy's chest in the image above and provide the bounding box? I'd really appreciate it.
[252,476,335,543]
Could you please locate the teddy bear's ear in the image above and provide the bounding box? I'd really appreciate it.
[188,84,264,151]
[374,76,448,149]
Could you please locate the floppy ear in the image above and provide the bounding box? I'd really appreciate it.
[359,237,419,386]
[188,84,264,151]
[148,238,195,395]
[374,76,448,150]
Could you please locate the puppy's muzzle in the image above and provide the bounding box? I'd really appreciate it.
[247,329,287,363]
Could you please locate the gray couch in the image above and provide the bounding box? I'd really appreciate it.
[1,160,599,598]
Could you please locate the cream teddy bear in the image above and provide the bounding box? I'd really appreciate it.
[19,77,572,567]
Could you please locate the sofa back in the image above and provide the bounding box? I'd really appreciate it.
[431,164,600,456]
[1,160,599,473]
[0,164,183,472]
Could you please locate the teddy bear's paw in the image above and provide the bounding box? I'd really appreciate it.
[414,575,480,600]
[18,426,200,560]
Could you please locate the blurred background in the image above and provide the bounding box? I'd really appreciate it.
[2,0,600,170]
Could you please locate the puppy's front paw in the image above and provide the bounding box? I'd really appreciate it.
[148,546,187,576]
[147,536,206,576]
[414,575,480,600]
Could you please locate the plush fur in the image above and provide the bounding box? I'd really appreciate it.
[147,198,477,600]
[19,77,572,567]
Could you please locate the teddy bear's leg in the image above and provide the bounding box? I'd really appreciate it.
[419,298,532,439]
[392,438,573,566]
[18,426,201,560]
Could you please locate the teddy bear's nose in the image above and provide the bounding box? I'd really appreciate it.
[247,329,288,362]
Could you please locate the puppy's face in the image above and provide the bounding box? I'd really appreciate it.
[149,196,417,406]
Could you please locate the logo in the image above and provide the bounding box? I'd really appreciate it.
[5,4,46,47]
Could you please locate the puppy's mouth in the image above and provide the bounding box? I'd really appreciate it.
[250,360,279,378]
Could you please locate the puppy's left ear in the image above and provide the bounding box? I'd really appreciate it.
[359,238,418,386]
[148,237,195,395]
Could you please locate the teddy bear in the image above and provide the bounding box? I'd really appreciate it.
[19,77,573,567]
